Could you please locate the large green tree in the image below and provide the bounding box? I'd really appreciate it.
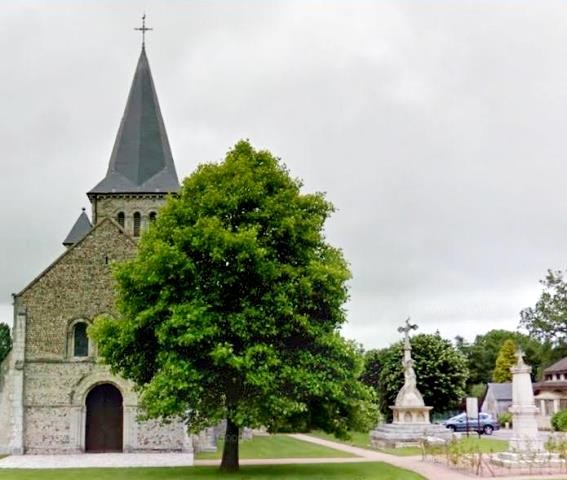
[464,329,541,385]
[492,339,517,382]
[365,333,468,418]
[0,323,11,363]
[521,270,567,345]
[91,141,376,472]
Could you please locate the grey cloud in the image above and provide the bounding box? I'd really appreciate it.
[1,2,566,348]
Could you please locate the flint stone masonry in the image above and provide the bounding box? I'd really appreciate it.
[0,352,15,454]
[0,217,191,455]
[92,194,166,235]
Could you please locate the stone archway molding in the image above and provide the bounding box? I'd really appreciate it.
[71,371,137,407]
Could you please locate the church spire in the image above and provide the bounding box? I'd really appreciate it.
[89,42,179,195]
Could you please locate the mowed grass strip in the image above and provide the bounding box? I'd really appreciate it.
[0,463,426,480]
[308,431,373,450]
[308,431,508,456]
[196,434,355,460]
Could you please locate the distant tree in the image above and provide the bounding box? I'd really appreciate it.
[90,141,377,472]
[465,329,541,385]
[520,270,567,345]
[0,323,11,363]
[375,333,468,417]
[492,339,517,382]
[360,349,385,397]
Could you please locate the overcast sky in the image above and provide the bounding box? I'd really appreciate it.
[1,1,566,348]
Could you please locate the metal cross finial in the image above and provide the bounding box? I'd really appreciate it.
[135,14,153,48]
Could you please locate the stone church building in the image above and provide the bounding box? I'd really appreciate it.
[0,45,192,455]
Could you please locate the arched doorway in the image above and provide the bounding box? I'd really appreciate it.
[85,383,123,452]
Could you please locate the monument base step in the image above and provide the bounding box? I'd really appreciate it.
[370,423,453,449]
[491,451,562,468]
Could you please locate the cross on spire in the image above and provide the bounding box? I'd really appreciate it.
[134,14,153,48]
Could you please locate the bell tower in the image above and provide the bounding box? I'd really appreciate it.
[87,23,179,238]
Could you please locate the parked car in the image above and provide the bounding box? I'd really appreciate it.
[442,412,500,435]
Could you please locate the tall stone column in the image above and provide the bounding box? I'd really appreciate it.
[492,350,560,467]
[509,350,543,452]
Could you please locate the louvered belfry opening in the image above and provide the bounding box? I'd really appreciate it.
[133,212,141,237]
[117,212,125,228]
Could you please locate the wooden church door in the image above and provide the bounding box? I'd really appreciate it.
[85,383,123,452]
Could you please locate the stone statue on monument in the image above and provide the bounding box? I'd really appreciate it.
[394,318,424,408]
[398,318,418,390]
[370,317,452,448]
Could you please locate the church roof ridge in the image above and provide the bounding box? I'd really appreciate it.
[17,217,137,298]
[89,47,180,195]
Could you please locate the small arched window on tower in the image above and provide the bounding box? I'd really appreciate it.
[149,212,157,223]
[117,211,125,228]
[73,323,89,358]
[133,212,141,237]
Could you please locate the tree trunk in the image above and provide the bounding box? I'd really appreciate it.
[220,417,239,472]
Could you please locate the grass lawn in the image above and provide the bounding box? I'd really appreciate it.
[0,463,426,480]
[196,434,355,460]
[308,431,373,450]
[308,431,508,457]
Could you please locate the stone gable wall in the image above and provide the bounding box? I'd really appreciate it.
[20,219,136,361]
[18,220,189,454]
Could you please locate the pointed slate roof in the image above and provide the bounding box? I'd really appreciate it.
[63,209,92,246]
[486,382,512,401]
[89,47,180,195]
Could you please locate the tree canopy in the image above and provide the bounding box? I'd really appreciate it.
[459,329,541,386]
[0,323,11,364]
[492,339,517,382]
[91,141,376,471]
[521,270,567,345]
[363,333,468,418]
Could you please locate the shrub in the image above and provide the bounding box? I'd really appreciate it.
[498,412,512,427]
[0,323,11,364]
[551,410,567,431]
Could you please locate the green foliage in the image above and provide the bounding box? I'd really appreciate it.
[492,339,517,382]
[90,141,377,469]
[520,270,567,345]
[468,383,487,399]
[497,412,512,427]
[551,410,567,432]
[0,323,11,363]
[360,349,383,397]
[370,333,468,417]
[463,329,541,386]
